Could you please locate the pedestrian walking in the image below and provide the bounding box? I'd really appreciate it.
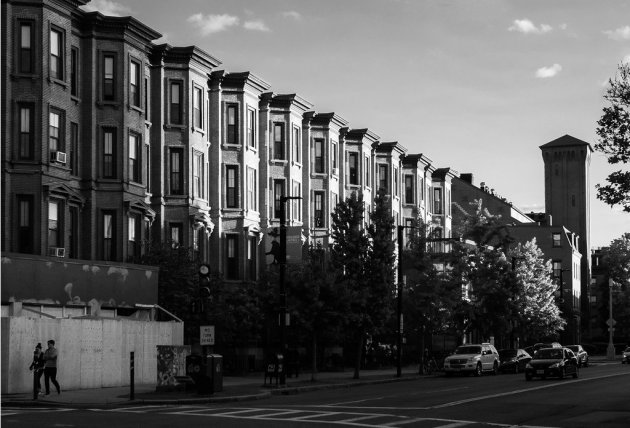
[29,343,45,398]
[43,339,61,395]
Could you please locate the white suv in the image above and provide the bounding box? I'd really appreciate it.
[443,343,500,376]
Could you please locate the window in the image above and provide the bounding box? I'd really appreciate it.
[19,22,34,73]
[103,54,115,101]
[226,165,238,208]
[50,28,63,80]
[314,139,324,173]
[552,233,562,247]
[404,175,414,204]
[169,223,182,248]
[273,179,285,219]
[103,211,115,260]
[71,47,78,96]
[394,167,399,197]
[193,86,202,128]
[247,167,257,211]
[103,128,116,178]
[419,178,424,202]
[49,110,63,152]
[247,236,257,281]
[70,122,78,175]
[226,235,239,280]
[128,214,140,262]
[193,152,203,199]
[129,133,140,182]
[273,123,284,160]
[48,200,61,248]
[364,157,370,186]
[170,81,182,124]
[19,104,34,159]
[378,164,388,191]
[247,108,255,147]
[348,152,358,185]
[332,141,338,170]
[552,260,562,283]
[314,191,324,227]
[227,104,238,144]
[293,127,300,163]
[170,148,183,194]
[130,60,140,107]
[292,181,301,221]
[433,188,443,214]
[17,196,33,254]
[68,206,78,259]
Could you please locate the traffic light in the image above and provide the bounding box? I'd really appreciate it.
[199,263,211,289]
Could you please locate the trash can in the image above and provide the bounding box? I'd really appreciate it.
[208,354,223,392]
[186,354,212,394]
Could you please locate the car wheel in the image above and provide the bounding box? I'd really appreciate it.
[474,363,482,377]
[584,358,589,367]
[514,364,519,374]
[492,362,498,376]
[573,368,579,379]
[559,367,565,379]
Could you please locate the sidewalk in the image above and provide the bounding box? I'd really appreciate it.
[1,366,422,408]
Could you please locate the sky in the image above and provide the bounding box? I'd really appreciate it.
[82,0,629,247]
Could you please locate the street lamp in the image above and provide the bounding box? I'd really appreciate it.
[606,278,619,361]
[278,195,302,386]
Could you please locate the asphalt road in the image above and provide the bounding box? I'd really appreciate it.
[3,361,629,428]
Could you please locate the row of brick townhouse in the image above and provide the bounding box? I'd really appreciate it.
[2,0,458,297]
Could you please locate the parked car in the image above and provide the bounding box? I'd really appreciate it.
[525,347,579,380]
[622,347,630,364]
[443,343,499,376]
[566,345,589,367]
[498,348,532,374]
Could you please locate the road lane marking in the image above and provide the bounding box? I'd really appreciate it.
[432,371,630,409]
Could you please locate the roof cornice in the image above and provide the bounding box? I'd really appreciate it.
[80,11,162,44]
[222,71,271,93]
[270,94,314,112]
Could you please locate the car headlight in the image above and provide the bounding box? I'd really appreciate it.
[467,357,477,362]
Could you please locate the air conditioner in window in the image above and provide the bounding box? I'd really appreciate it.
[48,247,66,258]
[51,151,67,164]
[332,167,339,176]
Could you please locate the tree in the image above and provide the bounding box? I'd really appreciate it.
[509,239,565,342]
[140,242,201,343]
[402,215,461,356]
[449,199,517,343]
[600,233,630,339]
[331,191,396,379]
[286,246,342,381]
[595,62,630,212]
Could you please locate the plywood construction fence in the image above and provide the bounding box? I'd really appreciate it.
[1,316,184,394]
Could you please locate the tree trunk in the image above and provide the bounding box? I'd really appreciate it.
[310,332,318,382]
[353,332,363,379]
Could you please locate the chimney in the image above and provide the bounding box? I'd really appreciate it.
[460,173,474,184]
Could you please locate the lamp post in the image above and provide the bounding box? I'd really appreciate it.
[279,195,301,385]
[606,278,618,361]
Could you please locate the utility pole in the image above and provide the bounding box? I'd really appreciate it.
[396,226,404,378]
[607,278,617,361]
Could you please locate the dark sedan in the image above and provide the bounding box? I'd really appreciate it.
[498,348,532,374]
[525,347,579,380]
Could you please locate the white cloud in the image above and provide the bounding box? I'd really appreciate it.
[559,23,568,30]
[604,26,630,40]
[187,13,240,36]
[282,11,302,20]
[244,20,270,32]
[535,64,562,78]
[508,19,552,35]
[80,0,131,16]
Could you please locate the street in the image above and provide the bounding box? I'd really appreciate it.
[3,361,629,428]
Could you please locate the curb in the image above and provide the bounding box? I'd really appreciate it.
[1,375,422,408]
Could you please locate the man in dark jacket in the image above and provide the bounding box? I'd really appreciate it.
[43,340,61,395]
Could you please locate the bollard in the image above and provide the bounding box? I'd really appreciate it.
[130,351,135,400]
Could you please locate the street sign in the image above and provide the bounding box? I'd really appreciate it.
[200,325,215,345]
